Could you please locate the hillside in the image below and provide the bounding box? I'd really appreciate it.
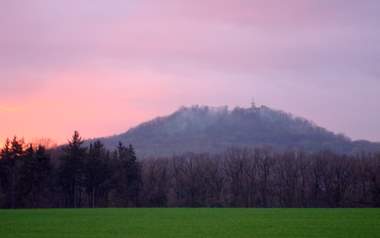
[95,105,380,157]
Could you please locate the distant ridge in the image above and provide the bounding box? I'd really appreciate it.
[93,105,380,157]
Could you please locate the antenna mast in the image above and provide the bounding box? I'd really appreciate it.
[251,97,256,108]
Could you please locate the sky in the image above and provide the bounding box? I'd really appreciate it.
[1,0,380,145]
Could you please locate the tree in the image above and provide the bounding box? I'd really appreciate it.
[58,131,86,208]
[84,140,111,208]
[0,137,25,208]
[2,132,380,208]
[141,158,169,207]
[17,144,52,208]
[15,144,35,208]
[125,144,142,207]
[0,139,11,207]
[110,142,141,207]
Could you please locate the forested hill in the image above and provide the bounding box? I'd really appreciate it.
[95,105,380,157]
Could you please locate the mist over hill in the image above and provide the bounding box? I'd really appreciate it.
[94,105,380,157]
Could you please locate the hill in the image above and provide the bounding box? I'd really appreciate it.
[95,105,380,157]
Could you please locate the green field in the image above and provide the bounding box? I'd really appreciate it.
[0,208,379,238]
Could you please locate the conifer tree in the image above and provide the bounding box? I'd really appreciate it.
[59,131,86,208]
[126,144,141,207]
[84,140,111,207]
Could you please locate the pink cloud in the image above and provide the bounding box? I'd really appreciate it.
[0,0,379,143]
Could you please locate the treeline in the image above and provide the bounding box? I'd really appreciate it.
[0,132,141,208]
[0,131,379,208]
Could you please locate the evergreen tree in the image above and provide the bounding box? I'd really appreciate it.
[126,144,141,207]
[84,140,111,208]
[0,139,11,207]
[110,142,129,206]
[34,145,52,206]
[58,131,86,208]
[110,142,141,207]
[16,144,35,207]
[18,145,52,208]
[0,137,24,208]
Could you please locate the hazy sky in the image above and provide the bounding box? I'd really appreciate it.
[1,0,380,144]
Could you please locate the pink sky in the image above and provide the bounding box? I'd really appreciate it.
[1,0,380,145]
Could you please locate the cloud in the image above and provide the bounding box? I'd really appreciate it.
[0,0,379,142]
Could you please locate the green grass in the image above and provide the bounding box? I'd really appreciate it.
[0,208,379,238]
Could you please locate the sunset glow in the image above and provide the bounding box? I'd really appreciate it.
[1,0,380,144]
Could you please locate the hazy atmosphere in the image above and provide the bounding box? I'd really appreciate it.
[1,2,380,236]
[1,0,380,144]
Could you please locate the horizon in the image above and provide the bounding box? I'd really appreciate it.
[2,103,378,148]
[1,0,380,145]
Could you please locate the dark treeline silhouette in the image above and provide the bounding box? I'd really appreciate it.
[0,131,379,208]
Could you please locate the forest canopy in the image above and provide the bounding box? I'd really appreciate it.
[0,131,379,208]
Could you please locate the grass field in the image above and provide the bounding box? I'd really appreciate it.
[0,208,379,238]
